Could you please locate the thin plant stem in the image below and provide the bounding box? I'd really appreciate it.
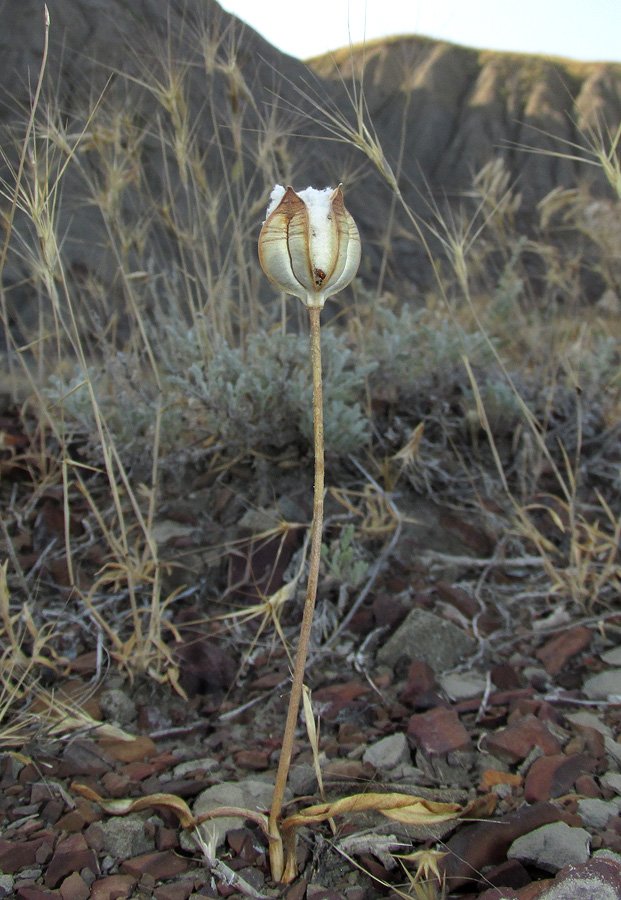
[268,304,324,882]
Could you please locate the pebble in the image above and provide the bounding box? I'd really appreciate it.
[99,689,137,726]
[601,772,621,795]
[604,736,621,768]
[171,758,219,778]
[594,849,621,865]
[99,814,155,858]
[363,733,410,770]
[287,763,318,796]
[582,670,621,701]
[577,797,621,829]
[507,821,590,873]
[601,647,621,666]
[439,672,487,701]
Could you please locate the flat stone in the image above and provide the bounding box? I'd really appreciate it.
[583,670,621,701]
[408,706,471,756]
[491,663,522,690]
[481,857,531,893]
[100,772,132,797]
[363,733,410,770]
[377,608,477,673]
[321,759,372,780]
[156,828,179,852]
[508,822,590,873]
[120,761,158,781]
[484,715,561,763]
[288,763,318,796]
[440,672,487,701]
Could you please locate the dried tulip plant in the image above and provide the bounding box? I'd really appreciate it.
[74,184,495,884]
[258,184,362,879]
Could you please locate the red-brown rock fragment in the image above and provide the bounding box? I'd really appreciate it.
[59,871,91,900]
[90,874,137,900]
[119,850,188,880]
[311,682,369,721]
[16,888,59,900]
[0,837,52,874]
[484,715,561,763]
[524,754,596,803]
[401,660,446,708]
[234,749,270,770]
[408,706,471,755]
[153,882,195,900]
[536,626,593,675]
[98,735,157,763]
[44,833,98,888]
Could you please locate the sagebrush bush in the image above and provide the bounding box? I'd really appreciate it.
[168,327,376,456]
[365,305,495,396]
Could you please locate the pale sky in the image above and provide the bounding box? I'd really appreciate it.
[219,0,621,63]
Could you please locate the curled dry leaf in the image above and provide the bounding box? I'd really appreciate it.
[282,791,496,832]
[71,783,271,837]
